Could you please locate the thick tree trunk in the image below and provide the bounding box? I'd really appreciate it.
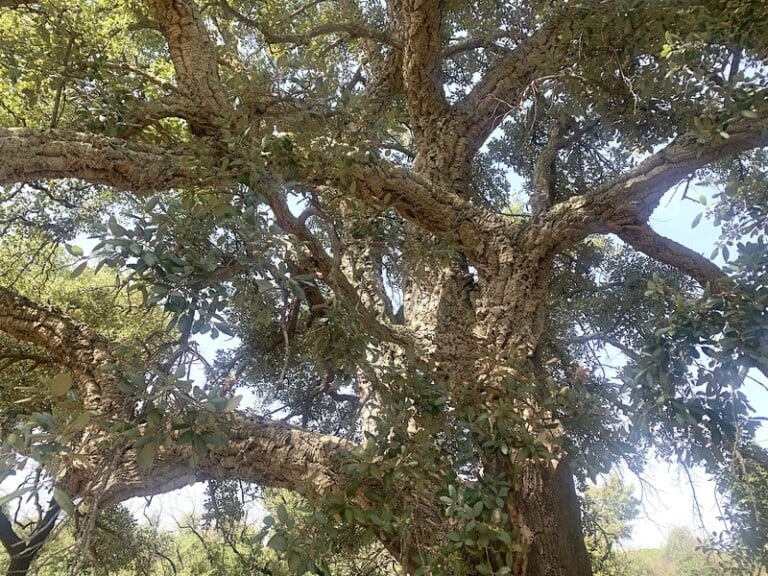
[398,278,593,573]
[388,459,592,576]
[516,460,592,576]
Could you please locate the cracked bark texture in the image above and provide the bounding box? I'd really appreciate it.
[0,0,767,574]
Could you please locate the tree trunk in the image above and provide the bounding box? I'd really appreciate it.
[516,460,592,576]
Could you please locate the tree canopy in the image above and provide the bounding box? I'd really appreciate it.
[0,1,767,575]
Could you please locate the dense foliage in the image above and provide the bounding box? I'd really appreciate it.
[0,0,767,575]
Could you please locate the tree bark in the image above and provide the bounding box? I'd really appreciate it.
[516,461,592,576]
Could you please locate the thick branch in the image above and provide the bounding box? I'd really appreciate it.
[0,503,60,576]
[0,511,22,553]
[594,121,768,223]
[146,0,230,131]
[615,224,729,289]
[541,118,768,252]
[311,159,503,263]
[102,414,352,503]
[0,128,199,193]
[0,286,122,411]
[460,19,567,155]
[388,0,448,144]
[530,122,561,217]
[120,95,208,134]
[26,504,60,552]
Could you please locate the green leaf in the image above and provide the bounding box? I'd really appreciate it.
[142,252,159,267]
[51,372,73,396]
[276,503,289,524]
[53,487,76,515]
[69,412,91,432]
[268,533,288,552]
[136,441,157,469]
[108,215,129,237]
[214,321,236,336]
[0,487,31,508]
[70,261,89,279]
[691,212,702,228]
[32,412,56,430]
[222,395,242,413]
[65,244,84,257]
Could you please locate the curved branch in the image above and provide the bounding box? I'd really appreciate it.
[614,223,768,378]
[540,117,768,252]
[218,0,398,48]
[0,502,60,576]
[0,286,122,411]
[460,19,568,155]
[614,223,729,289]
[305,157,501,263]
[146,0,230,131]
[120,95,216,136]
[102,414,352,504]
[0,509,22,553]
[0,128,199,193]
[594,120,768,223]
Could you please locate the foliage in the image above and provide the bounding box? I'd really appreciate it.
[627,527,726,576]
[0,0,767,575]
[263,488,398,575]
[583,475,641,576]
[706,444,768,573]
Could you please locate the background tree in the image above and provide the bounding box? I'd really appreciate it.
[0,1,767,575]
[582,475,640,576]
[627,527,725,576]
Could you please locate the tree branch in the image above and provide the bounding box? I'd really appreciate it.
[593,119,768,223]
[540,117,768,252]
[567,332,642,362]
[146,0,230,132]
[102,413,353,504]
[441,32,514,59]
[460,19,568,155]
[614,223,729,289]
[0,286,123,411]
[0,509,22,553]
[0,128,200,193]
[218,0,398,48]
[119,95,204,134]
[616,223,768,379]
[388,0,448,145]
[309,159,502,263]
[530,122,561,217]
[27,503,60,551]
